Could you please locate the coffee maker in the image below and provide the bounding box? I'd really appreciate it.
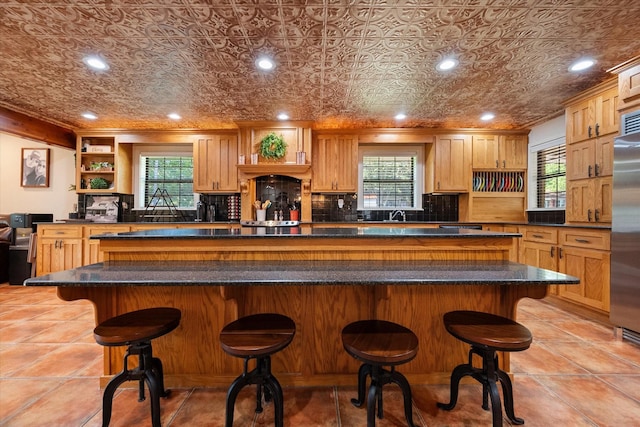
[8,213,53,284]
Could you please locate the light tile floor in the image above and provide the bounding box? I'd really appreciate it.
[1,284,639,426]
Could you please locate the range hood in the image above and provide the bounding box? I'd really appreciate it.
[237,164,312,180]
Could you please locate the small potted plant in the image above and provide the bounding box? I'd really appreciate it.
[259,132,287,160]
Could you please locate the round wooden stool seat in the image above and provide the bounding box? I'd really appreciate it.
[442,310,532,352]
[94,307,181,346]
[220,313,296,427]
[220,313,295,358]
[93,307,181,427]
[342,320,419,366]
[438,310,532,427]
[342,320,418,427]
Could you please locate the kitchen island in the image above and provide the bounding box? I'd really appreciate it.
[25,227,579,387]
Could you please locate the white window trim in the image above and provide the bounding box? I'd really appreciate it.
[357,145,424,211]
[132,144,194,209]
[527,136,565,211]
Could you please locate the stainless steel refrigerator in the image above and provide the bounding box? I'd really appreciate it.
[610,111,640,345]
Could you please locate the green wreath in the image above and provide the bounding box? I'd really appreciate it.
[260,132,287,159]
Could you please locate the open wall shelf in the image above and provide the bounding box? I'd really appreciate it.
[472,171,524,192]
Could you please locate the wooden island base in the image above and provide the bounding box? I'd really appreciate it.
[36,228,576,388]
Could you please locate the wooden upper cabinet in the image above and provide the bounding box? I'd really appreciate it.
[312,135,358,192]
[613,61,640,114]
[434,135,471,192]
[472,134,527,170]
[565,81,619,144]
[193,134,239,193]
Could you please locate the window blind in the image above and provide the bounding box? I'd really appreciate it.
[536,145,566,208]
[143,156,194,208]
[362,155,416,209]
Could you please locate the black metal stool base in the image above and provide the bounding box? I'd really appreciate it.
[437,346,524,427]
[350,363,416,427]
[102,341,170,427]
[225,356,284,427]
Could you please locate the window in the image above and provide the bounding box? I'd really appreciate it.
[134,145,194,209]
[358,145,423,210]
[535,145,566,208]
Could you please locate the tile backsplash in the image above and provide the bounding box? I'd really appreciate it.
[311,193,459,222]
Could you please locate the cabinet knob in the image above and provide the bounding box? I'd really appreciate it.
[588,125,592,139]
[587,209,592,222]
[588,165,592,178]
[496,160,499,168]
[558,248,563,259]
[595,123,600,137]
[550,246,555,258]
[594,163,600,176]
[594,209,600,222]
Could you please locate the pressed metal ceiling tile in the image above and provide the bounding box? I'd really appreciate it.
[0,1,639,131]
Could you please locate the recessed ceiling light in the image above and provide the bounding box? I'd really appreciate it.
[437,58,458,71]
[83,55,109,71]
[480,113,495,121]
[277,113,289,120]
[569,58,596,72]
[81,112,98,120]
[395,113,407,120]
[256,57,275,70]
[167,113,181,120]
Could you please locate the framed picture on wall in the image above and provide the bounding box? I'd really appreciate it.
[21,148,50,187]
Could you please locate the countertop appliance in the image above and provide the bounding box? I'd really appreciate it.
[610,111,640,345]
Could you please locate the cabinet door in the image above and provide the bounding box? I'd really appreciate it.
[594,134,613,177]
[312,135,358,192]
[566,178,611,224]
[435,135,471,192]
[520,241,558,272]
[193,135,239,192]
[566,99,593,144]
[499,135,527,169]
[594,177,612,223]
[595,86,619,137]
[472,135,499,169]
[559,246,610,312]
[566,179,592,223]
[333,135,358,192]
[566,140,594,180]
[37,238,83,276]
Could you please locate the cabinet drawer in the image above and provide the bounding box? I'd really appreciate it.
[560,229,610,250]
[84,225,130,237]
[521,226,558,244]
[38,226,82,239]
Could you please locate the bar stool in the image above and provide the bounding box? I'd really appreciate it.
[93,307,181,427]
[437,310,532,427]
[219,313,296,427]
[341,319,419,427]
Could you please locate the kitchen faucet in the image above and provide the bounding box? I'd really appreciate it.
[389,210,406,221]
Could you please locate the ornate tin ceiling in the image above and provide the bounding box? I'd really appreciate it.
[1,1,640,131]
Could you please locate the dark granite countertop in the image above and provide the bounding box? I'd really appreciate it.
[24,260,578,287]
[91,227,520,240]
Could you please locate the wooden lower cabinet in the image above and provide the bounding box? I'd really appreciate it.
[36,225,83,276]
[557,228,611,313]
[518,226,559,294]
[518,225,611,313]
[84,225,131,265]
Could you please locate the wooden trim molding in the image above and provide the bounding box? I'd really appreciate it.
[0,106,76,149]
